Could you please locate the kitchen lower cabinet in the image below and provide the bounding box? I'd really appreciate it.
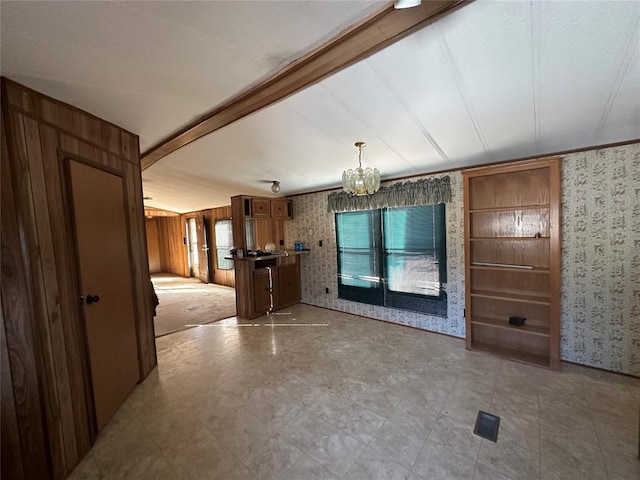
[234,252,304,318]
[253,267,276,312]
[277,262,300,308]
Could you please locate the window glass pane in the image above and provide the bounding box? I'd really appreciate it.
[214,220,234,270]
[333,204,447,316]
[383,205,444,296]
[336,211,381,288]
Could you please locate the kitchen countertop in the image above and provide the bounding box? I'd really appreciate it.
[225,249,309,261]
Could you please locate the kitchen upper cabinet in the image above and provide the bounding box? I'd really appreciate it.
[271,199,292,219]
[251,198,271,218]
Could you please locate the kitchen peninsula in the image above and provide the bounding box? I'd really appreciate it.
[231,195,302,318]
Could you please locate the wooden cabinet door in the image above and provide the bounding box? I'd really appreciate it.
[251,198,270,217]
[270,199,289,218]
[68,160,139,431]
[254,268,275,312]
[277,264,300,307]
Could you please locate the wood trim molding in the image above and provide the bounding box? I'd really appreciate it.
[141,0,466,170]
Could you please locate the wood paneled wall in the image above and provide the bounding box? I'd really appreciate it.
[145,218,162,273]
[156,216,189,277]
[144,206,180,217]
[146,205,236,287]
[1,78,157,480]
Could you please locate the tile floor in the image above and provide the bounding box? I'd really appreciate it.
[70,304,639,479]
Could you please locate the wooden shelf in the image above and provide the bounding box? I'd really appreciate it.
[469,203,549,213]
[471,316,549,337]
[471,341,550,368]
[470,237,549,241]
[469,204,550,213]
[471,265,550,274]
[471,290,550,305]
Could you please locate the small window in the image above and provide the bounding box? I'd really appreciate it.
[214,220,233,270]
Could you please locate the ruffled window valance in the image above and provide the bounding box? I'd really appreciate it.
[327,176,451,213]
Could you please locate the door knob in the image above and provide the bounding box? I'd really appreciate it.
[86,294,100,304]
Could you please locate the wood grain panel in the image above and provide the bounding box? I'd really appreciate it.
[1,104,51,479]
[469,167,551,210]
[1,78,156,479]
[23,116,78,472]
[471,240,550,268]
[144,206,180,217]
[471,296,549,329]
[547,159,561,369]
[1,102,27,480]
[146,219,161,273]
[157,216,189,277]
[11,111,67,479]
[141,1,465,169]
[231,196,246,251]
[272,219,285,250]
[470,209,550,238]
[253,218,273,250]
[123,160,156,375]
[1,306,25,480]
[213,268,235,288]
[60,132,81,157]
[471,268,550,299]
[41,125,93,455]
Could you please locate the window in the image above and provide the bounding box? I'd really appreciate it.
[335,204,447,316]
[214,220,234,270]
[336,210,383,305]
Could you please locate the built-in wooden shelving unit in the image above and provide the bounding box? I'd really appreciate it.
[463,157,561,369]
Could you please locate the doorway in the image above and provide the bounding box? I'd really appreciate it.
[145,214,236,337]
[187,217,199,278]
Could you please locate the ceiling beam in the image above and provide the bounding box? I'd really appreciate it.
[141,0,467,170]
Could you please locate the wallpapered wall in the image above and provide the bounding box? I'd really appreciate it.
[285,143,640,376]
[285,171,466,337]
[560,143,639,376]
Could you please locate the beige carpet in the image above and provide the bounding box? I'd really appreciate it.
[151,274,237,337]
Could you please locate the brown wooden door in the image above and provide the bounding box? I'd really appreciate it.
[68,160,139,432]
[196,215,210,283]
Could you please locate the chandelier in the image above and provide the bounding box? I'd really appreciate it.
[342,141,381,196]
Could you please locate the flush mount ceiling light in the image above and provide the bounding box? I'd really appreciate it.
[271,181,280,193]
[342,141,380,196]
[394,0,421,9]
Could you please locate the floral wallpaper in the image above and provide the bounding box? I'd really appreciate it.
[285,172,467,338]
[560,143,639,376]
[286,143,640,376]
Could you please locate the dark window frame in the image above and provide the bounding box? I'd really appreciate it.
[335,204,447,317]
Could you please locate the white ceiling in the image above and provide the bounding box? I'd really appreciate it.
[0,0,385,151]
[2,1,639,213]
